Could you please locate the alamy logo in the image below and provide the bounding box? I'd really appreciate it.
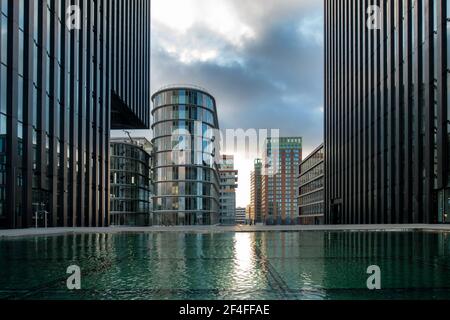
[366,265,381,290]
[367,5,381,30]
[66,265,81,290]
[66,5,81,30]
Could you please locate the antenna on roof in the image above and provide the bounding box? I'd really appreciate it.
[123,130,134,143]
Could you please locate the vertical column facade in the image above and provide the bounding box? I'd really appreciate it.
[0,0,151,229]
[324,0,450,224]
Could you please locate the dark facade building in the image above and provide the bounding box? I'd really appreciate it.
[110,137,152,226]
[324,0,450,223]
[0,0,151,229]
[298,143,324,225]
[151,86,221,225]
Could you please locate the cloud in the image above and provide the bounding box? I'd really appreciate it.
[148,0,324,206]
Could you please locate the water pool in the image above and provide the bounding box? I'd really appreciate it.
[1,231,450,300]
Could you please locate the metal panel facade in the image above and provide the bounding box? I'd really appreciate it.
[324,0,450,224]
[0,0,151,229]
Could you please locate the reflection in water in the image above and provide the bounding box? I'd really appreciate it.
[257,231,327,299]
[0,231,450,299]
[233,233,254,277]
[322,231,450,298]
[231,233,257,298]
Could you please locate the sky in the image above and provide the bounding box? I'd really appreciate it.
[112,0,325,208]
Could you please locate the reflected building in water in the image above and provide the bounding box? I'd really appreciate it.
[1,231,450,299]
[322,231,450,295]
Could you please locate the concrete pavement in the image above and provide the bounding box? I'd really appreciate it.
[1,224,450,238]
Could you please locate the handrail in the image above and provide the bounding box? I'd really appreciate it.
[154,84,212,95]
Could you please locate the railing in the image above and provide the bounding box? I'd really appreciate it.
[155,84,212,95]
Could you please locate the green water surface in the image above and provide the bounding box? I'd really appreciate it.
[1,231,450,300]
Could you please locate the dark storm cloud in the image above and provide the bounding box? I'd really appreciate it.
[150,0,324,154]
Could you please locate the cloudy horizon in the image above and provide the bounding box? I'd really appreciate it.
[113,0,325,208]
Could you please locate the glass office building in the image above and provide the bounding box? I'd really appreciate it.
[110,138,152,226]
[0,0,151,228]
[219,155,238,225]
[298,144,324,225]
[324,0,450,223]
[151,86,221,225]
[235,207,246,225]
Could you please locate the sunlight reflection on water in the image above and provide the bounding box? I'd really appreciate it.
[1,231,450,300]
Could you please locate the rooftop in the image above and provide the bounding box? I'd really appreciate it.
[152,84,213,99]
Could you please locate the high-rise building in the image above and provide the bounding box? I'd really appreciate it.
[219,155,238,225]
[110,137,153,226]
[235,207,246,225]
[261,137,302,225]
[0,0,151,229]
[298,143,324,225]
[151,86,221,225]
[250,158,263,224]
[324,0,450,224]
[245,204,253,224]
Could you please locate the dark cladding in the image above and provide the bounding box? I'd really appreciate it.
[0,0,151,228]
[324,0,450,223]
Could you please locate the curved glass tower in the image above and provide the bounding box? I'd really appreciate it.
[151,86,221,225]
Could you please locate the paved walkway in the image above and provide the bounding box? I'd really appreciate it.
[1,224,450,238]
